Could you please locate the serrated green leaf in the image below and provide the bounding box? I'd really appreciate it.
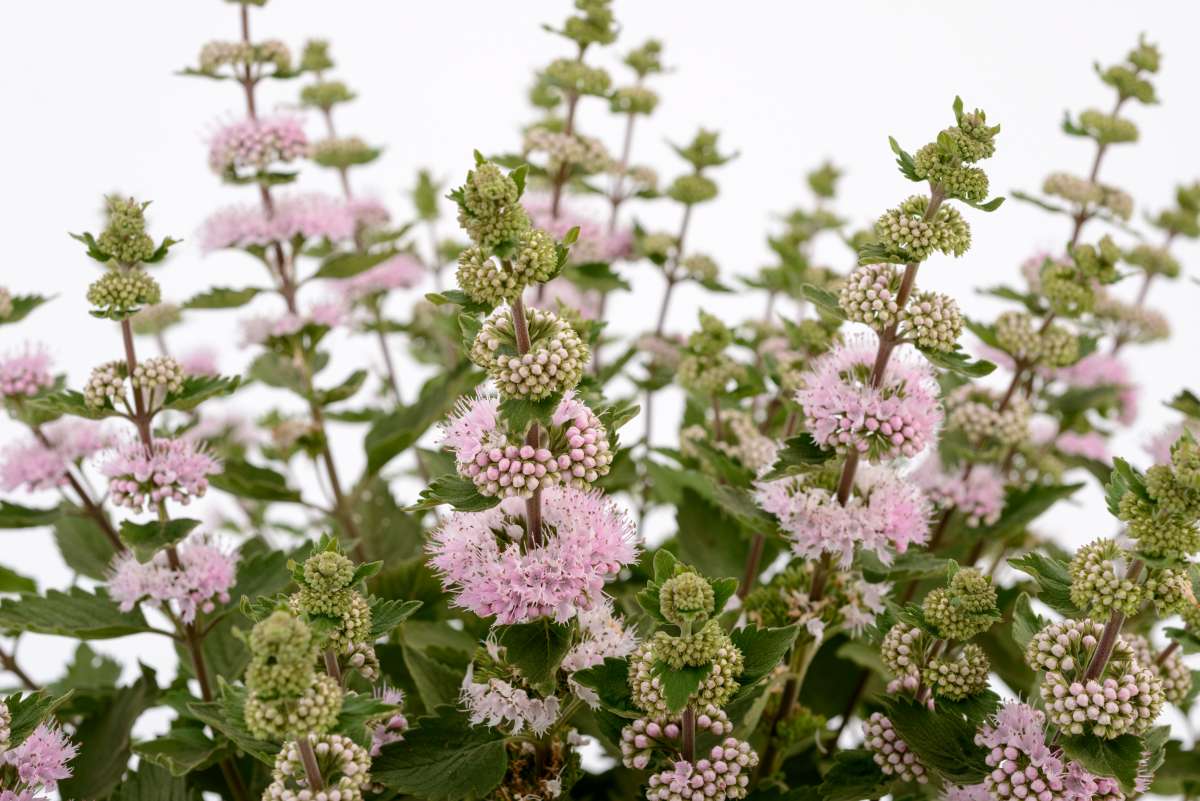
[0,588,154,639]
[0,294,52,326]
[163,375,241,413]
[119,518,201,561]
[373,706,508,801]
[760,433,831,481]
[1059,734,1142,793]
[209,459,302,503]
[405,473,499,512]
[653,660,712,712]
[0,501,60,529]
[182,286,262,310]
[368,598,422,639]
[1010,592,1045,651]
[820,748,892,801]
[731,624,802,686]
[921,347,997,378]
[498,619,572,688]
[1008,553,1080,617]
[316,368,367,406]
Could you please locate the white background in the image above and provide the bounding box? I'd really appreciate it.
[2,0,1199,746]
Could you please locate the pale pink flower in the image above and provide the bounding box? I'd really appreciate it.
[340,254,425,302]
[238,312,304,346]
[99,437,220,512]
[307,299,346,328]
[426,486,638,625]
[563,601,638,707]
[0,346,53,399]
[796,335,941,461]
[1145,423,1191,466]
[178,347,219,377]
[756,464,930,568]
[841,577,890,635]
[940,784,990,801]
[975,703,1066,800]
[208,115,308,176]
[524,195,633,264]
[1056,430,1109,462]
[460,664,560,735]
[531,277,602,320]
[5,723,77,792]
[369,687,408,756]
[0,420,109,493]
[200,193,358,251]
[107,534,236,623]
[645,739,758,801]
[912,457,1004,527]
[345,196,391,231]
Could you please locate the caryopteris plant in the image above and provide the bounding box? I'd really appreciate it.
[0,3,1197,799]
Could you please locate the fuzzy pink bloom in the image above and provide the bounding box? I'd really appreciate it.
[0,346,53,399]
[370,687,409,756]
[1063,761,1123,801]
[525,196,633,264]
[238,312,304,346]
[340,254,425,302]
[1056,430,1109,462]
[5,723,77,793]
[912,457,1004,527]
[107,535,236,623]
[99,437,220,512]
[1145,423,1189,466]
[440,393,503,468]
[0,419,109,493]
[975,703,1066,800]
[796,335,941,461]
[208,115,308,176]
[178,347,219,377]
[460,664,560,735]
[530,277,602,320]
[756,464,930,568]
[427,485,638,625]
[562,601,638,708]
[200,193,358,251]
[307,299,346,328]
[345,196,391,231]
[940,784,990,801]
[645,740,758,801]
[1047,352,1138,424]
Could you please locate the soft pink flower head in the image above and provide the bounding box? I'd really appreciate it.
[107,534,236,623]
[345,196,391,231]
[530,277,602,320]
[797,335,941,461]
[440,394,503,468]
[208,115,308,176]
[370,687,409,756]
[0,419,109,493]
[307,299,346,329]
[940,784,990,801]
[524,195,633,264]
[0,345,53,399]
[178,347,219,377]
[426,485,638,625]
[460,665,560,735]
[1146,423,1190,466]
[1056,430,1110,462]
[99,436,220,512]
[200,193,358,252]
[340,254,425,302]
[6,723,78,792]
[238,312,304,346]
[913,457,1004,528]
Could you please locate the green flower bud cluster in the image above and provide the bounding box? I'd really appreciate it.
[923,644,990,701]
[131,356,184,395]
[624,39,664,78]
[686,311,734,355]
[1071,236,1122,283]
[874,195,971,262]
[1078,109,1139,145]
[299,39,334,72]
[807,162,842,200]
[98,197,156,264]
[1125,243,1181,279]
[457,230,559,306]
[1026,618,1163,739]
[84,361,127,408]
[559,0,617,48]
[543,58,611,97]
[265,734,372,801]
[198,39,291,76]
[524,128,610,175]
[469,307,588,400]
[678,353,744,396]
[1150,182,1200,239]
[290,550,373,656]
[922,568,999,641]
[672,129,736,171]
[1118,438,1200,558]
[311,137,378,169]
[243,610,344,740]
[1143,568,1191,616]
[1042,172,1133,220]
[946,386,1031,453]
[628,634,743,715]
[611,85,659,115]
[300,80,355,111]
[658,571,715,626]
[679,253,718,283]
[1040,261,1096,317]
[87,269,162,319]
[994,311,1078,367]
[1069,539,1142,617]
[454,162,531,251]
[130,303,182,336]
[899,290,962,351]
[653,620,726,670]
[1127,35,1161,73]
[1099,65,1156,104]
[881,624,930,683]
[637,231,676,263]
[838,264,902,329]
[911,103,999,202]
[666,174,719,205]
[1127,634,1192,706]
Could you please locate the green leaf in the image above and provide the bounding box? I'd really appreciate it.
[0,501,60,529]
[571,657,636,716]
[111,761,198,801]
[1106,458,1149,515]
[314,250,396,279]
[424,290,493,316]
[566,261,630,292]
[1164,626,1200,655]
[888,135,920,182]
[799,283,847,321]
[5,690,74,743]
[1010,592,1045,651]
[964,195,1006,212]
[884,697,989,784]
[1059,734,1142,793]
[1008,553,1080,617]
[403,645,465,712]
[0,294,52,326]
[51,643,121,693]
[760,433,831,481]
[498,619,572,688]
[731,624,802,686]
[182,286,262,309]
[920,347,997,378]
[498,394,562,435]
[53,512,119,580]
[373,706,508,801]
[163,375,241,413]
[0,588,154,639]
[653,660,712,713]
[364,363,479,475]
[28,390,119,420]
[119,518,201,561]
[858,550,953,583]
[819,749,892,801]
[187,679,277,765]
[209,459,302,502]
[1167,389,1200,420]
[0,565,36,594]
[316,369,368,406]
[368,598,422,639]
[405,473,499,512]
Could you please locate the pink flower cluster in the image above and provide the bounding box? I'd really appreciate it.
[200,193,358,251]
[345,196,391,231]
[531,278,602,320]
[1055,430,1110,462]
[1047,353,1137,425]
[0,345,53,399]
[525,196,633,265]
[238,301,346,347]
[99,437,220,511]
[340,254,425,303]
[974,703,1123,801]
[426,485,637,625]
[563,601,638,707]
[369,688,409,757]
[796,335,941,461]
[0,419,109,493]
[107,535,236,623]
[3,723,78,795]
[755,464,930,568]
[207,115,308,176]
[1145,423,1190,466]
[460,664,560,735]
[645,739,758,801]
[912,457,1004,527]
[178,347,219,377]
[440,392,612,499]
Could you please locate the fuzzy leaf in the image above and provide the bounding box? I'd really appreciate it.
[364,363,479,475]
[134,727,223,777]
[572,657,636,716]
[731,624,802,686]
[119,518,201,561]
[373,706,509,801]
[497,619,573,688]
[0,588,154,639]
[368,598,422,639]
[888,136,920,182]
[0,501,60,529]
[162,375,241,412]
[111,761,197,801]
[316,369,368,406]
[314,250,396,280]
[760,433,832,481]
[182,286,262,309]
[0,294,52,326]
[1010,592,1045,652]
[1008,553,1080,617]
[820,748,892,801]
[884,697,989,784]
[1059,734,1142,794]
[406,473,499,512]
[799,283,847,321]
[920,347,997,378]
[210,459,302,503]
[653,660,712,713]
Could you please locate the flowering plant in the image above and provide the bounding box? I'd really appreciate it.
[0,4,1197,801]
